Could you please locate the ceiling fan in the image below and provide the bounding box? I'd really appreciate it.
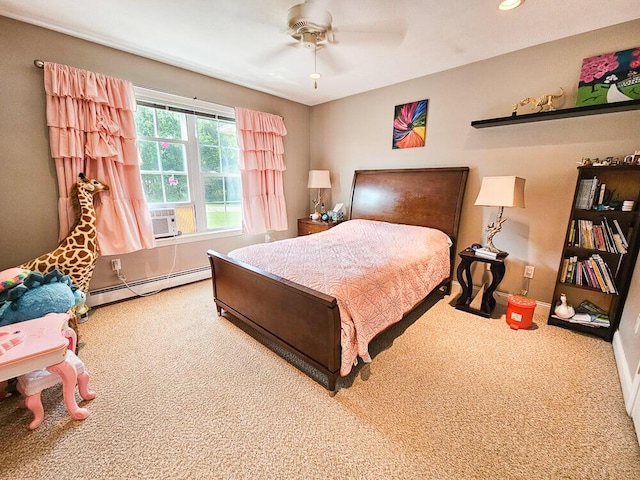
[254,1,407,89]
[285,1,335,88]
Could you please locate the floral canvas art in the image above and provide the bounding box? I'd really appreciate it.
[392,99,428,149]
[576,47,640,106]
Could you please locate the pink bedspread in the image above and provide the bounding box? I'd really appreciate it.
[228,219,451,376]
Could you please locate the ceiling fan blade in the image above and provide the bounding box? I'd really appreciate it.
[315,47,348,75]
[249,42,299,66]
[332,18,407,47]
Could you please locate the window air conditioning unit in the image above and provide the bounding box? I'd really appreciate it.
[150,208,178,239]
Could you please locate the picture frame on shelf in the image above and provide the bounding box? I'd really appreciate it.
[576,46,640,107]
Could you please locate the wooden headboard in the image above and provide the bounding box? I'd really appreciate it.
[349,167,469,241]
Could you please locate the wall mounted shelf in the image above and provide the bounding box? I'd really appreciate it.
[471,98,640,128]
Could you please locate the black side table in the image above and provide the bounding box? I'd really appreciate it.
[455,250,508,317]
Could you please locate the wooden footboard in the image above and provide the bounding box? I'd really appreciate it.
[207,250,342,391]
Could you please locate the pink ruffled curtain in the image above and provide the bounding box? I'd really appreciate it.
[44,62,155,255]
[234,107,288,234]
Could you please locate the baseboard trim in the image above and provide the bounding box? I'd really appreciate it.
[613,330,636,414]
[88,266,211,307]
[451,280,551,310]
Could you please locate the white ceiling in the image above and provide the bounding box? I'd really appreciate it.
[1,0,640,106]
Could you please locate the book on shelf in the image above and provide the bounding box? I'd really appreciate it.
[576,299,608,316]
[570,216,627,254]
[588,256,608,292]
[588,177,599,209]
[612,219,629,248]
[597,183,606,206]
[584,259,599,290]
[594,254,618,294]
[612,234,628,254]
[562,313,610,328]
[574,300,610,327]
[563,255,578,283]
[561,253,618,293]
[567,219,575,246]
[600,216,616,253]
[575,177,598,210]
[560,258,569,282]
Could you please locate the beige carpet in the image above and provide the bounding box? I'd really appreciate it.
[0,280,638,479]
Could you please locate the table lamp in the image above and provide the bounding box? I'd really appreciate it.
[474,176,525,254]
[307,170,331,220]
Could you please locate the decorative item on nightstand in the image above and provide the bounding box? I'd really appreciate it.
[307,170,331,220]
[474,176,526,255]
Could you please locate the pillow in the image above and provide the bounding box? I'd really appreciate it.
[0,268,30,292]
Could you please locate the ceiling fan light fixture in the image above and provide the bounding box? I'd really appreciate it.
[309,72,321,79]
[498,0,525,10]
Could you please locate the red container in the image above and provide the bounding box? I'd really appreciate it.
[506,295,536,330]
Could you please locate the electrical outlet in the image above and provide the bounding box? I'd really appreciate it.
[524,265,535,278]
[111,259,121,271]
[635,314,640,335]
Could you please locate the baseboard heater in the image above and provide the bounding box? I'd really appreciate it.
[87,266,211,307]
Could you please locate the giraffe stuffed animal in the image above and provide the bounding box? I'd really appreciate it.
[20,173,110,295]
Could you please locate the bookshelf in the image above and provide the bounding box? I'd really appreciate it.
[549,165,640,341]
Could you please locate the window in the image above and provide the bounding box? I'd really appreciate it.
[133,87,241,236]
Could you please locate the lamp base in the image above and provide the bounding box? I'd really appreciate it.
[484,206,508,256]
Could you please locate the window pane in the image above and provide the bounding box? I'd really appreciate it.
[223,203,242,228]
[164,174,189,202]
[135,106,156,137]
[200,145,221,172]
[156,110,185,140]
[220,130,237,149]
[225,176,241,203]
[204,176,241,229]
[221,148,239,174]
[159,142,186,171]
[139,140,160,170]
[204,177,224,203]
[142,174,164,203]
[197,118,219,146]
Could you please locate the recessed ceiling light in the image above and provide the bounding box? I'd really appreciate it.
[499,0,525,10]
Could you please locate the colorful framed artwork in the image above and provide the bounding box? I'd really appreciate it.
[576,46,640,106]
[392,99,428,149]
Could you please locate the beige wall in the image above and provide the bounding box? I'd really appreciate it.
[0,16,310,289]
[309,20,640,374]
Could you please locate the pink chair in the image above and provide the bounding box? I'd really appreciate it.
[17,349,95,429]
[0,313,96,429]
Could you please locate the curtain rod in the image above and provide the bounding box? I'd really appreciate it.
[31,59,280,119]
[33,59,235,111]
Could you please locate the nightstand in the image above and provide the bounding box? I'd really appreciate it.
[297,218,337,236]
[455,249,508,317]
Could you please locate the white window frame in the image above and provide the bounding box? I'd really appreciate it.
[134,87,242,243]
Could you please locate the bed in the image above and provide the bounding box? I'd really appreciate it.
[207,167,469,392]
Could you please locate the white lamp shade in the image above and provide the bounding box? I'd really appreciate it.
[307,170,331,189]
[474,176,525,208]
